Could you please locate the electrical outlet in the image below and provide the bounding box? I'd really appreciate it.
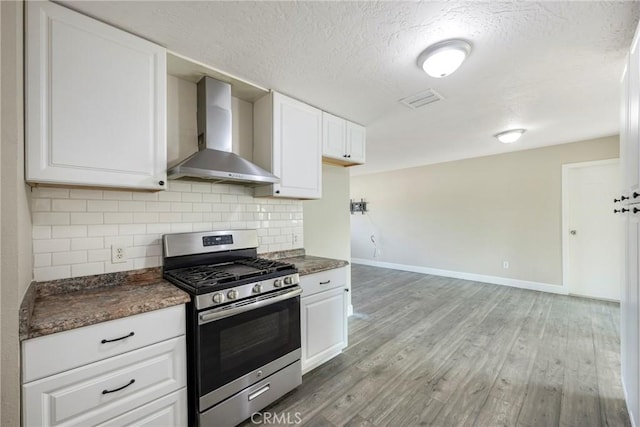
[503,261,509,269]
[111,245,127,264]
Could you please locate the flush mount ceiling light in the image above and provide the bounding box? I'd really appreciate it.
[417,39,472,78]
[495,129,526,144]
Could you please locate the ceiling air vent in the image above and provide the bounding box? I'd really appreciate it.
[399,89,443,109]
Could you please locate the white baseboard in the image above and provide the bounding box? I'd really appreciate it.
[622,378,637,427]
[351,258,568,296]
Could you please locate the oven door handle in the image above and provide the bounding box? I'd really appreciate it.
[198,286,302,324]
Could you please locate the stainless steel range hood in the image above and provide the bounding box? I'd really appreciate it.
[167,77,279,185]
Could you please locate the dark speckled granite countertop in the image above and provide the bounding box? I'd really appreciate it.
[262,249,349,275]
[19,268,190,341]
[19,250,348,342]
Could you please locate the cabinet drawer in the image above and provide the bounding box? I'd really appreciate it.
[300,267,346,297]
[23,305,185,382]
[96,388,187,427]
[23,336,186,427]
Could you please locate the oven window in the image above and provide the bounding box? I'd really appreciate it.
[198,295,300,397]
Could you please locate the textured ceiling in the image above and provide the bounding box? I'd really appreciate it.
[61,1,640,175]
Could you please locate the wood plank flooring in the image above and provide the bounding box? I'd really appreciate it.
[243,265,630,427]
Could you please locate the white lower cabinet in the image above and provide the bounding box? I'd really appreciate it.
[22,306,187,427]
[96,389,187,427]
[300,267,348,374]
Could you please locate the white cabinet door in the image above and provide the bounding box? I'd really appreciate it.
[301,287,347,374]
[346,122,366,164]
[322,112,347,161]
[254,92,322,199]
[96,388,187,427]
[23,337,186,427]
[25,1,167,191]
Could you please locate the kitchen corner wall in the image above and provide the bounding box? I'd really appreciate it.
[30,181,303,281]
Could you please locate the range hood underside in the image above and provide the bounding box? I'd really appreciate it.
[167,149,278,186]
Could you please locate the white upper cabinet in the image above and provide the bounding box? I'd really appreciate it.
[346,121,366,164]
[25,1,167,191]
[254,92,322,199]
[322,112,347,160]
[321,112,366,165]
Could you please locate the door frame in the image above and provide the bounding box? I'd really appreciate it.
[561,158,620,296]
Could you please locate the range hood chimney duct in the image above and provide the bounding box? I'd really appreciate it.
[167,77,279,185]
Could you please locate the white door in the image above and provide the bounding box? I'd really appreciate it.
[564,160,623,300]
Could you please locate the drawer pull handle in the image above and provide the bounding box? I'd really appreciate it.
[320,280,331,285]
[248,384,270,401]
[101,331,134,344]
[102,379,135,395]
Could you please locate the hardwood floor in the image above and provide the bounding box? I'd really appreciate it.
[245,265,630,427]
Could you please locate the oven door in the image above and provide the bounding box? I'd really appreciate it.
[196,286,301,411]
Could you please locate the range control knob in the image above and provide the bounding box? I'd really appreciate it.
[253,284,263,294]
[212,293,225,304]
[227,290,238,300]
[274,279,283,288]
[284,276,293,285]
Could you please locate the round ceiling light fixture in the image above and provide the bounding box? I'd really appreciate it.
[495,129,526,144]
[417,39,472,78]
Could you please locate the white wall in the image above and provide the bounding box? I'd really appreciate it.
[351,136,619,288]
[303,164,351,307]
[1,1,32,424]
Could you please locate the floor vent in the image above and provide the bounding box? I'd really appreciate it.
[399,89,444,109]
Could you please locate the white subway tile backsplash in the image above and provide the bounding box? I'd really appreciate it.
[33,212,70,226]
[146,201,171,212]
[102,191,133,201]
[118,201,146,212]
[72,262,105,277]
[171,202,192,212]
[71,237,104,251]
[30,179,303,281]
[118,224,146,236]
[146,223,172,234]
[190,183,211,193]
[34,265,71,281]
[168,182,191,192]
[33,188,69,199]
[33,253,51,267]
[133,212,159,224]
[87,200,118,212]
[70,212,103,225]
[88,224,119,237]
[131,192,158,201]
[104,213,133,224]
[33,226,52,240]
[51,225,87,238]
[52,199,87,212]
[69,189,102,200]
[33,239,71,253]
[202,194,221,203]
[158,191,182,202]
[32,199,51,212]
[52,251,88,266]
[134,256,161,269]
[182,193,202,203]
[88,249,111,262]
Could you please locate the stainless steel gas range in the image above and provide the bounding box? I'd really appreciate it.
[162,230,302,427]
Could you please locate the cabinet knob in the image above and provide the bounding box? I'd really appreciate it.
[634,192,640,199]
[622,195,629,201]
[614,198,621,203]
[614,209,629,213]
[158,180,165,186]
[623,208,630,213]
[275,190,280,194]
[343,154,348,158]
[634,207,640,214]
